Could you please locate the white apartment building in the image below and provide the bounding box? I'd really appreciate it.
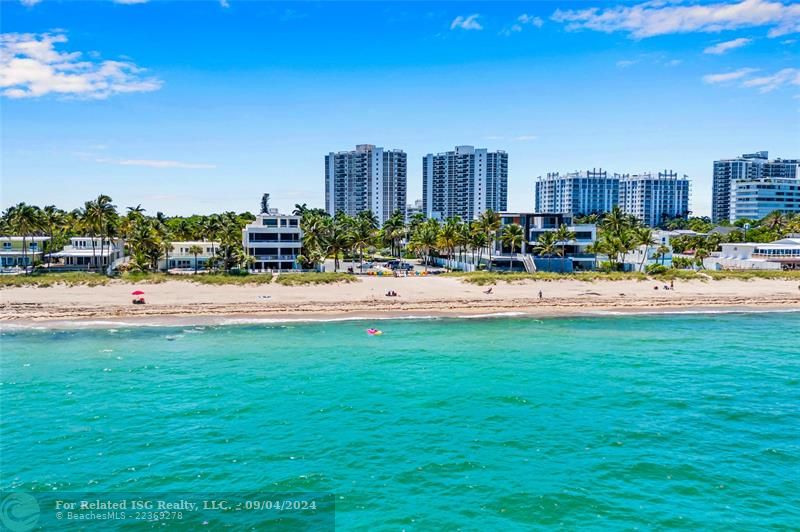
[729,178,800,222]
[159,241,219,271]
[423,145,508,221]
[534,169,619,217]
[325,144,407,224]
[704,238,800,271]
[242,211,303,272]
[712,151,799,223]
[52,237,125,272]
[406,199,424,221]
[619,171,690,228]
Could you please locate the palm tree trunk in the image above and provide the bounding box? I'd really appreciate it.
[487,233,493,271]
[640,245,648,272]
[22,235,28,274]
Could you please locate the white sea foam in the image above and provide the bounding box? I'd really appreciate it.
[457,312,529,319]
[587,308,800,316]
[2,307,796,332]
[217,315,442,326]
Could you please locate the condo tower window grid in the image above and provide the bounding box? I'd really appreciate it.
[534,169,619,216]
[422,145,508,220]
[325,144,407,224]
[619,171,691,228]
[712,151,800,223]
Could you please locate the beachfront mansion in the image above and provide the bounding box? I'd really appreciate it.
[241,196,303,272]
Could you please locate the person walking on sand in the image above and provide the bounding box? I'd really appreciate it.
[670,279,674,290]
[538,290,543,300]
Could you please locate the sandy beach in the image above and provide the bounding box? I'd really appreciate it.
[2,275,798,327]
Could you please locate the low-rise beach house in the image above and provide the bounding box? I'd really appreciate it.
[0,236,50,269]
[242,210,303,272]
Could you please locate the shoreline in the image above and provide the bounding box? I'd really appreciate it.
[3,302,799,330]
[2,277,799,329]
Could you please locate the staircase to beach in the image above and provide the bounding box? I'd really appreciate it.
[522,254,537,273]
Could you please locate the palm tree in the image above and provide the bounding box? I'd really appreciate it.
[41,205,64,268]
[351,215,376,272]
[382,210,406,258]
[469,226,487,266]
[535,231,560,272]
[763,210,786,234]
[202,215,222,259]
[438,217,461,264]
[7,203,41,274]
[695,248,710,269]
[410,219,439,272]
[633,227,657,272]
[554,224,576,260]
[501,223,525,271]
[656,244,670,267]
[478,209,501,271]
[602,205,628,236]
[323,214,351,272]
[188,244,204,274]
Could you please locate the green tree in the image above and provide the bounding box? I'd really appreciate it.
[535,231,560,272]
[501,223,526,271]
[477,209,501,271]
[188,244,204,274]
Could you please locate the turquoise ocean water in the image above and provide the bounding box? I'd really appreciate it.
[2,312,799,529]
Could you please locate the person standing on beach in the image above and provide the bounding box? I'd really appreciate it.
[538,290,543,300]
[670,280,674,290]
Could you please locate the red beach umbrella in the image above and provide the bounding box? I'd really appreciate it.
[131,290,145,295]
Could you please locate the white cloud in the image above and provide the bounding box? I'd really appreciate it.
[702,67,759,84]
[116,159,217,169]
[616,59,638,68]
[0,32,162,99]
[501,13,544,35]
[518,14,544,28]
[704,37,753,54]
[515,135,538,141]
[19,0,42,6]
[782,38,797,44]
[552,0,800,39]
[665,59,683,66]
[219,0,230,7]
[741,67,800,92]
[450,14,483,31]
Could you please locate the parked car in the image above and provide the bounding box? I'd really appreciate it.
[394,262,414,271]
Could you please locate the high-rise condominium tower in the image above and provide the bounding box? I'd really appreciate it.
[619,171,690,227]
[534,169,619,216]
[325,144,407,224]
[535,169,691,227]
[422,145,508,220]
[712,151,799,223]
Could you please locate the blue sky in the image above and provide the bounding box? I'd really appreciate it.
[2,0,799,217]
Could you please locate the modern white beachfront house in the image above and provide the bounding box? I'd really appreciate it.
[242,210,303,272]
[158,241,219,272]
[494,213,598,272]
[0,236,50,269]
[703,237,800,271]
[51,237,125,272]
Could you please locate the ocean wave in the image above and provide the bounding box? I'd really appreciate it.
[589,308,800,317]
[457,312,529,319]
